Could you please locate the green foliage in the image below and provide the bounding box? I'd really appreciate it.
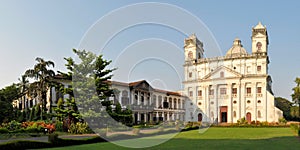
[24,57,55,120]
[291,77,300,121]
[71,49,116,128]
[236,117,248,125]
[290,106,300,119]
[0,128,9,133]
[6,120,22,131]
[290,123,300,136]
[54,55,82,128]
[68,122,90,134]
[54,121,64,132]
[278,117,287,125]
[0,83,20,123]
[275,97,293,120]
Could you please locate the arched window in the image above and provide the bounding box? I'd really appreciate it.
[233,111,236,118]
[256,42,262,50]
[211,111,214,119]
[122,90,128,97]
[188,51,193,59]
[258,110,262,118]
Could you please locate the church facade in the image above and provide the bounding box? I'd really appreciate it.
[183,22,283,123]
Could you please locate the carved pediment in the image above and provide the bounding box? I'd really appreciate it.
[203,66,242,80]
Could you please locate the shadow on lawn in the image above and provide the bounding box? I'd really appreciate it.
[147,136,300,150]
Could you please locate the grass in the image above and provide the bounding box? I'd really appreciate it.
[43,127,300,150]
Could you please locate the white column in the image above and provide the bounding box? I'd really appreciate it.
[131,91,134,104]
[172,113,175,121]
[149,93,151,105]
[227,83,232,123]
[137,112,140,122]
[172,98,174,109]
[213,84,218,123]
[167,112,170,121]
[240,83,245,118]
[137,91,140,105]
[253,82,257,122]
[180,99,183,109]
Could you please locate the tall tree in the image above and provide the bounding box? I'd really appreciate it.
[25,57,55,119]
[72,49,115,128]
[0,84,20,123]
[54,57,81,127]
[17,75,29,110]
[275,97,293,120]
[291,77,300,121]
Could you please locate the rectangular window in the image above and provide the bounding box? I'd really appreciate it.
[189,72,192,78]
[257,66,261,72]
[209,89,214,95]
[232,88,237,94]
[198,90,202,96]
[189,91,193,97]
[247,66,251,73]
[246,87,251,94]
[257,87,262,93]
[220,88,227,95]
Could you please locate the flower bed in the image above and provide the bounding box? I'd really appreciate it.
[0,120,55,135]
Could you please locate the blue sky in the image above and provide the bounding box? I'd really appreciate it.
[0,0,299,101]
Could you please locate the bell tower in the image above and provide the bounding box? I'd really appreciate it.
[184,34,204,62]
[251,22,269,54]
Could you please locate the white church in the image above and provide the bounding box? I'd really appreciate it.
[183,22,283,123]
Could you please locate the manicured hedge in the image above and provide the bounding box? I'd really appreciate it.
[290,123,300,136]
[0,135,106,149]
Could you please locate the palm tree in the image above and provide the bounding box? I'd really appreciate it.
[25,57,55,119]
[17,75,29,110]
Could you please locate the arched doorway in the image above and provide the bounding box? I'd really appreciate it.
[198,113,203,122]
[246,112,251,124]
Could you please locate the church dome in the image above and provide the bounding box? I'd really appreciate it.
[225,38,248,57]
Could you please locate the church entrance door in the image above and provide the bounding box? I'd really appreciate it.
[220,106,228,123]
[198,113,203,122]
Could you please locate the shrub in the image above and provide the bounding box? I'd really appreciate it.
[278,118,287,125]
[55,121,63,132]
[6,120,22,131]
[0,128,9,133]
[237,117,248,125]
[68,122,89,134]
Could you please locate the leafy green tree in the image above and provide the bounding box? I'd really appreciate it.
[0,84,20,123]
[275,97,293,120]
[71,49,115,128]
[291,77,300,121]
[25,57,55,119]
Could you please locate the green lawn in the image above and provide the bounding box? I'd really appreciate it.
[45,128,300,150]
